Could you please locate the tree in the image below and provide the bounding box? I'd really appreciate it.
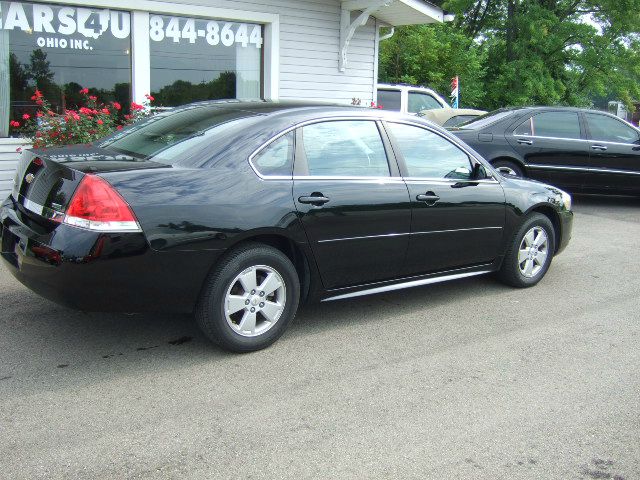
[380,1,640,110]
[378,23,487,108]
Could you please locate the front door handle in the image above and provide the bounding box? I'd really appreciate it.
[298,193,330,206]
[517,138,533,145]
[591,144,608,151]
[416,192,440,205]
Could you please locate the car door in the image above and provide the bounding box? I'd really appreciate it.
[505,110,588,191]
[583,112,640,193]
[292,119,412,289]
[384,121,506,276]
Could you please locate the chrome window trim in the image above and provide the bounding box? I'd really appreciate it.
[292,175,404,182]
[526,164,640,176]
[317,226,503,244]
[248,116,389,180]
[248,115,502,183]
[514,134,639,147]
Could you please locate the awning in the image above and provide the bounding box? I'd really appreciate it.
[339,0,446,71]
[341,0,445,26]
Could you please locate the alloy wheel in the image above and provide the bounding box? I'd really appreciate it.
[518,227,549,278]
[224,265,287,337]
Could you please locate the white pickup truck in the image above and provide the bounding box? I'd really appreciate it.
[376,83,449,114]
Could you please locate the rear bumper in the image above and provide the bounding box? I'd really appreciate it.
[1,196,219,313]
[556,209,573,255]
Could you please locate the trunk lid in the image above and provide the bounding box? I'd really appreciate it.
[12,145,169,224]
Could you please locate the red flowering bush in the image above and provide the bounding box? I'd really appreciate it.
[10,89,153,149]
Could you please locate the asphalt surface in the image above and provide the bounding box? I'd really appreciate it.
[1,195,639,480]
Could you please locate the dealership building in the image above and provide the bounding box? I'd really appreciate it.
[0,0,445,198]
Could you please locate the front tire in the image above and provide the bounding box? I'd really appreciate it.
[196,243,300,352]
[498,213,555,288]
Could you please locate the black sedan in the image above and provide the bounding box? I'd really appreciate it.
[1,102,573,352]
[450,106,640,195]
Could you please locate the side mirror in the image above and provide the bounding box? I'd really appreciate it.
[472,163,488,180]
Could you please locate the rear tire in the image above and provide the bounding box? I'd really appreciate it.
[492,159,524,178]
[196,243,300,352]
[498,213,555,288]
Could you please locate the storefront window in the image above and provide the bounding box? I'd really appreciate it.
[0,1,132,137]
[149,14,263,106]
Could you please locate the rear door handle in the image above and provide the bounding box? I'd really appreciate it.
[591,144,608,151]
[416,192,440,205]
[298,194,330,206]
[517,138,533,145]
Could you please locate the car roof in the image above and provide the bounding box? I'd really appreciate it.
[377,83,440,93]
[498,105,623,116]
[163,99,424,121]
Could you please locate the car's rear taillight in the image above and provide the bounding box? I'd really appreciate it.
[64,175,141,232]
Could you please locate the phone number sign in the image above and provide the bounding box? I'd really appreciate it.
[149,15,263,49]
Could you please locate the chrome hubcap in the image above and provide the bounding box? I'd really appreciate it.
[518,227,549,278]
[224,265,286,337]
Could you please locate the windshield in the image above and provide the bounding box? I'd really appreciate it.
[455,109,516,130]
[100,105,257,164]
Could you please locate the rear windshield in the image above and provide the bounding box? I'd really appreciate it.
[456,109,515,130]
[100,105,257,164]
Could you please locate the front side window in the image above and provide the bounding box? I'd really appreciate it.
[388,123,472,179]
[585,113,640,144]
[301,121,390,177]
[252,132,293,177]
[517,111,581,139]
[408,91,442,113]
[377,90,401,111]
[1,2,132,137]
[149,14,263,106]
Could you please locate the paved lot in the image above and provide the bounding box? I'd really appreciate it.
[1,195,639,480]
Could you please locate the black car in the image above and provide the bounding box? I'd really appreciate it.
[450,107,640,195]
[1,102,573,352]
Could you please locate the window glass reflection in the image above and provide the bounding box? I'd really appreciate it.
[149,14,263,106]
[2,2,132,136]
[389,123,471,179]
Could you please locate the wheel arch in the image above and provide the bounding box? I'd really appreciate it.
[525,203,562,254]
[223,230,316,304]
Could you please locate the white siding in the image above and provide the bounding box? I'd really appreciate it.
[0,139,29,200]
[0,0,379,198]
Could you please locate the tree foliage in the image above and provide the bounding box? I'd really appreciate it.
[379,0,640,110]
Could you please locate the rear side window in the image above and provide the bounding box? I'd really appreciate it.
[377,90,401,111]
[388,123,472,179]
[585,113,640,143]
[252,132,294,177]
[515,111,581,139]
[443,115,477,127]
[301,121,390,177]
[408,92,443,113]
